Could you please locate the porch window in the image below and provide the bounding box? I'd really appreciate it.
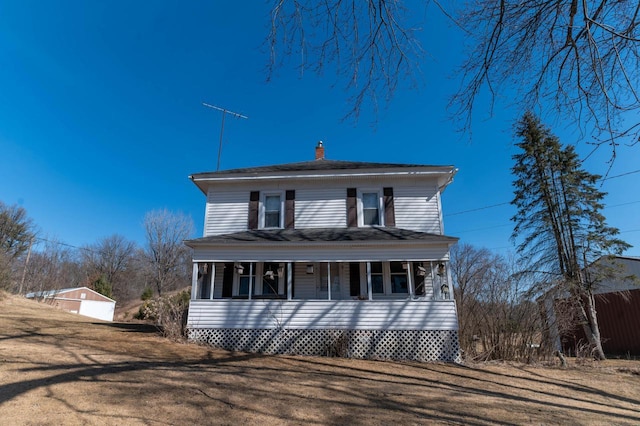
[371,262,384,293]
[390,261,408,293]
[238,262,256,296]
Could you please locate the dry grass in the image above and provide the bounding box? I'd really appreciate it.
[1,295,639,425]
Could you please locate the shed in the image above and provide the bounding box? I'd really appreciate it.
[25,287,116,322]
[544,256,640,356]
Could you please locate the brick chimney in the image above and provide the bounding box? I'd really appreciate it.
[315,140,325,160]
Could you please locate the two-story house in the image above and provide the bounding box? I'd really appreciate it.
[185,142,460,362]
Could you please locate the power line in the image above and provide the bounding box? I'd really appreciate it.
[601,169,640,181]
[445,202,511,217]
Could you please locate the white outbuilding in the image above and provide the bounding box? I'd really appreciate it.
[26,287,116,322]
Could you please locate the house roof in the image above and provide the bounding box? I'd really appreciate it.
[189,158,458,194]
[25,286,116,303]
[190,159,453,178]
[185,227,458,247]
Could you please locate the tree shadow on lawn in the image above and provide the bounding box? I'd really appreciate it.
[3,349,640,424]
[275,356,640,421]
[0,353,498,425]
[91,321,159,334]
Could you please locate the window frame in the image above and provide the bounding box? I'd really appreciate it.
[360,262,410,296]
[235,262,256,297]
[389,261,409,294]
[259,191,285,229]
[357,189,384,227]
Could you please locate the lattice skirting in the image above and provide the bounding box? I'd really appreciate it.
[188,328,461,362]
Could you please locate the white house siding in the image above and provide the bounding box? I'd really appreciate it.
[292,262,317,299]
[213,265,224,299]
[393,185,442,233]
[187,299,458,331]
[204,190,249,236]
[295,188,347,228]
[77,300,115,322]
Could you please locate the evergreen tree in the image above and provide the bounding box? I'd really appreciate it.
[91,274,113,299]
[511,112,630,360]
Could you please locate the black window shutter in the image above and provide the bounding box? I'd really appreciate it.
[346,188,357,227]
[222,262,234,298]
[383,187,395,227]
[248,191,259,229]
[349,262,361,297]
[285,190,295,229]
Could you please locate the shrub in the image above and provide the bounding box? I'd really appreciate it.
[134,290,190,340]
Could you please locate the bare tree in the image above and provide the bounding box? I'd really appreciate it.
[0,202,37,291]
[451,243,542,361]
[268,1,639,152]
[0,202,36,260]
[81,235,137,301]
[22,239,83,295]
[450,243,496,356]
[142,210,194,295]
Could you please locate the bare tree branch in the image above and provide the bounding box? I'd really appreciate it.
[267,0,424,121]
[452,0,640,153]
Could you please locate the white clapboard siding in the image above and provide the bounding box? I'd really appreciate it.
[212,264,225,299]
[188,299,459,331]
[205,190,249,236]
[393,186,442,233]
[295,188,347,228]
[293,263,317,299]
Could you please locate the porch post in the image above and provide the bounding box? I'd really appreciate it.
[209,263,216,300]
[445,261,453,300]
[407,262,415,298]
[366,262,373,301]
[191,262,199,300]
[287,262,292,300]
[248,262,253,300]
[327,262,332,300]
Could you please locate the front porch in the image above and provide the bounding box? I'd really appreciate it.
[185,228,460,361]
[191,260,454,302]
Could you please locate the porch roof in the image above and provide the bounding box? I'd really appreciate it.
[185,227,458,247]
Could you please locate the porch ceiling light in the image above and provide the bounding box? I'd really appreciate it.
[235,264,244,274]
[402,262,409,270]
[264,269,275,280]
[416,266,427,276]
[306,264,314,274]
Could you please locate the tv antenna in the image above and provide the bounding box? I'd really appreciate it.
[202,102,248,171]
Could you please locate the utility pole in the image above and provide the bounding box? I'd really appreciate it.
[202,102,248,171]
[19,236,35,295]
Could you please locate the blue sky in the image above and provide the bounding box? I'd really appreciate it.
[1,1,638,256]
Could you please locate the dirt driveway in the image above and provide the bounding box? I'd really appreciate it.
[1,295,639,425]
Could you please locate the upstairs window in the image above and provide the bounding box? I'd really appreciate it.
[358,190,383,226]
[261,193,283,228]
